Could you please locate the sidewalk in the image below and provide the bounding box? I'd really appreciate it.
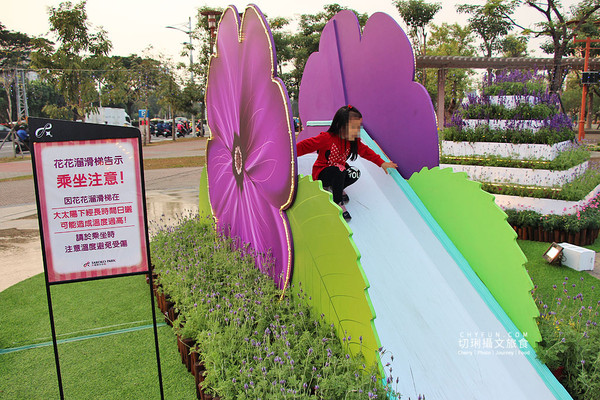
[0,137,206,292]
[0,136,207,180]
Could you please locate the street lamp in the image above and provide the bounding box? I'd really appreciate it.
[166,17,194,83]
[201,10,221,54]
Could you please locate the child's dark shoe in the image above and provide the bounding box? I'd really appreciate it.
[342,210,352,221]
[340,204,352,221]
[342,192,349,204]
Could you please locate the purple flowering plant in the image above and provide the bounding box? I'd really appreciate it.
[150,215,399,399]
[482,70,547,96]
[533,276,600,399]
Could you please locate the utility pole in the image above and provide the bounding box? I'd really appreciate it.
[574,37,600,141]
[167,17,196,139]
[16,69,29,121]
[200,10,222,137]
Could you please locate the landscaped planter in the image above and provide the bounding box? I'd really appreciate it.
[441,140,574,160]
[463,119,544,132]
[488,95,537,108]
[495,183,600,215]
[512,225,599,246]
[440,161,588,187]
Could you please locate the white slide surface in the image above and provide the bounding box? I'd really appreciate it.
[297,143,570,399]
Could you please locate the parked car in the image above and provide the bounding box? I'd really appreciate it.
[0,125,11,140]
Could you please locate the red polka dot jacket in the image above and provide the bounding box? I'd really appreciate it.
[296,131,385,181]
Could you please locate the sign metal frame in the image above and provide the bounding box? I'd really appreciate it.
[29,117,164,399]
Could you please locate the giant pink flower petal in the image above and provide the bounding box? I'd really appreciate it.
[298,11,439,178]
[206,5,297,289]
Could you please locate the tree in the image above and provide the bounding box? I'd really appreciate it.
[393,0,442,56]
[286,4,368,100]
[0,23,45,68]
[27,79,66,118]
[97,55,165,118]
[31,0,112,121]
[457,0,518,58]
[425,23,477,123]
[270,16,294,76]
[0,24,50,123]
[268,16,298,103]
[155,60,183,139]
[501,34,529,57]
[195,7,225,92]
[521,0,600,93]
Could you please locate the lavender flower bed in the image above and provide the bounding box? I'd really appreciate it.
[150,215,395,399]
[446,112,574,142]
[482,70,547,96]
[464,91,560,109]
[441,69,598,235]
[533,276,600,400]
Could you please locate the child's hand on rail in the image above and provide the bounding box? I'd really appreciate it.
[381,161,398,174]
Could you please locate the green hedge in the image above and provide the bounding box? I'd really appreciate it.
[461,103,557,120]
[441,149,590,171]
[441,125,576,145]
[481,168,600,201]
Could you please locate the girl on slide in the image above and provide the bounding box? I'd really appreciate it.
[296,105,398,221]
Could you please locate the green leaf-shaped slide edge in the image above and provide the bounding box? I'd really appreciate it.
[286,175,381,370]
[408,166,541,346]
[198,166,213,219]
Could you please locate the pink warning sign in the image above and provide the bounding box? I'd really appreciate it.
[34,138,148,283]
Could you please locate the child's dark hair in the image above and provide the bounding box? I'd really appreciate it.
[327,105,362,160]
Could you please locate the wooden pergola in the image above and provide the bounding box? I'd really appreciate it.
[415,55,600,127]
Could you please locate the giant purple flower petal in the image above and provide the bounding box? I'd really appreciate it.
[298,11,438,178]
[206,5,297,289]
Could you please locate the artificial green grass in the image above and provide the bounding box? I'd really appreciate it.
[1,239,599,399]
[0,274,196,399]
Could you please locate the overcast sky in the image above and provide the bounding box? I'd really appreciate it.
[4,0,580,64]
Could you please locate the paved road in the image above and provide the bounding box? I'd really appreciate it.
[0,136,207,208]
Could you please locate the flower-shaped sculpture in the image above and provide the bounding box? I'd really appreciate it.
[205,4,297,289]
[298,11,438,179]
